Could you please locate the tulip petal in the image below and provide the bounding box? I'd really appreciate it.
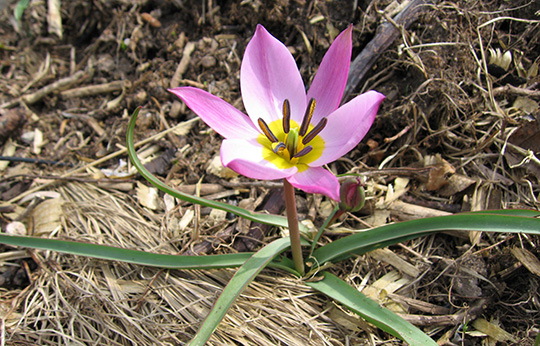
[307,25,353,123]
[308,90,385,167]
[168,87,260,139]
[241,25,307,126]
[221,138,297,180]
[286,167,340,200]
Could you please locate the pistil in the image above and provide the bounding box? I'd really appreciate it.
[285,127,299,158]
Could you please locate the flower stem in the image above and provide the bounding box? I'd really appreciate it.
[283,179,304,276]
[308,205,341,258]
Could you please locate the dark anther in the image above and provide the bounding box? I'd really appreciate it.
[293,145,313,158]
[302,117,327,145]
[282,99,290,134]
[299,98,316,136]
[258,118,278,143]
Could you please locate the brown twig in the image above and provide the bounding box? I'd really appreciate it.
[492,84,540,98]
[170,42,196,89]
[343,0,437,101]
[59,80,128,99]
[398,298,490,327]
[22,71,86,105]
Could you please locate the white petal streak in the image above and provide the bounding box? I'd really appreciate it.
[168,87,260,139]
[221,138,297,180]
[241,25,307,126]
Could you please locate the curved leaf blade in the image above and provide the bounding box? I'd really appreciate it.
[126,107,307,232]
[0,234,297,271]
[306,272,438,346]
[313,212,540,265]
[188,237,295,346]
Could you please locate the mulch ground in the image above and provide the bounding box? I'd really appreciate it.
[1,0,539,345]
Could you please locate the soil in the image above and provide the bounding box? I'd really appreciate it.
[0,0,539,345]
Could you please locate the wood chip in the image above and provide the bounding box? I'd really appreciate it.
[510,247,540,277]
[31,198,64,235]
[387,199,452,220]
[369,248,420,277]
[136,182,160,210]
[472,318,517,343]
[206,155,238,179]
[0,138,16,171]
[47,0,63,39]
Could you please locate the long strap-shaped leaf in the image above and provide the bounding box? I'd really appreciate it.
[313,211,540,264]
[188,237,295,346]
[127,107,307,232]
[306,272,438,346]
[0,234,297,272]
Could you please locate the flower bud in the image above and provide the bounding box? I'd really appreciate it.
[338,178,365,212]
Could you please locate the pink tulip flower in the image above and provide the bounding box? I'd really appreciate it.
[169,25,384,200]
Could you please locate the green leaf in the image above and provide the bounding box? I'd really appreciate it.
[14,0,30,22]
[306,272,438,346]
[313,211,540,265]
[188,237,295,346]
[0,234,297,272]
[126,107,308,232]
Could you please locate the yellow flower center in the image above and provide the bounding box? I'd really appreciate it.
[256,98,326,172]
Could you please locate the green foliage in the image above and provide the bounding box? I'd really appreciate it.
[0,233,295,272]
[14,0,30,23]
[312,210,540,265]
[306,272,438,346]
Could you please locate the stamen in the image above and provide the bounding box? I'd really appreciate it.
[272,142,286,153]
[302,117,327,145]
[299,98,316,136]
[292,145,312,158]
[282,99,290,134]
[258,118,278,143]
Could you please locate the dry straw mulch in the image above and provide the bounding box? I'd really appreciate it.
[8,183,375,346]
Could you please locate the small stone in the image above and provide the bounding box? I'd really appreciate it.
[6,221,26,236]
[200,56,217,68]
[20,131,34,144]
[134,90,147,103]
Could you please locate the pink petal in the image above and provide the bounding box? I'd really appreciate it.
[221,138,297,180]
[308,90,385,167]
[286,167,340,200]
[307,25,353,122]
[241,25,307,126]
[168,87,260,139]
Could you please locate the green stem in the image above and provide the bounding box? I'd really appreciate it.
[308,205,341,257]
[283,179,304,276]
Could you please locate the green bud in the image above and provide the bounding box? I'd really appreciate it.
[338,178,365,212]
